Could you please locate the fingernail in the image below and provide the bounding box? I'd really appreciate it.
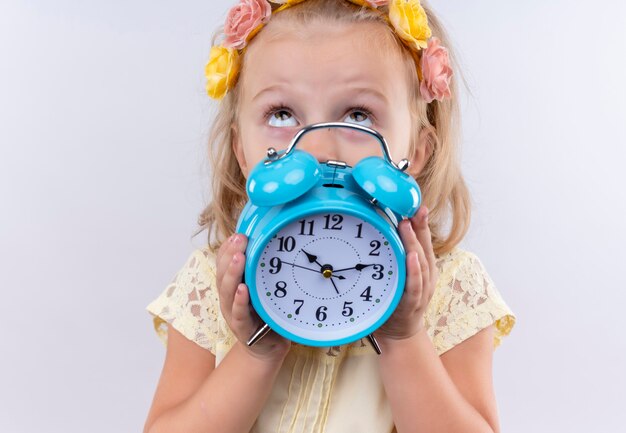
[232,253,240,264]
[233,234,241,244]
[229,234,235,243]
[237,284,243,295]
[401,221,412,234]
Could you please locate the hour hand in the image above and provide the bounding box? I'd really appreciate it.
[301,249,321,267]
[300,249,345,280]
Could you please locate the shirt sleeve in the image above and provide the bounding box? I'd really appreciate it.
[145,248,222,355]
[427,249,516,356]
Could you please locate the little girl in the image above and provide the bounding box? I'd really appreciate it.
[144,1,516,432]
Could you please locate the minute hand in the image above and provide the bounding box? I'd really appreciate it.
[333,264,375,273]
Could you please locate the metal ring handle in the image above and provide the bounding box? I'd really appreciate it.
[269,121,409,171]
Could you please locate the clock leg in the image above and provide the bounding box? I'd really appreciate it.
[367,334,382,355]
[247,322,271,347]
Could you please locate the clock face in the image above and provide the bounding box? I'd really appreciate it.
[254,211,401,345]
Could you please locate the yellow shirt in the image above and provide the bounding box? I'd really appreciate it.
[146,245,516,433]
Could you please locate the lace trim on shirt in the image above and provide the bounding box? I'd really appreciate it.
[146,246,515,357]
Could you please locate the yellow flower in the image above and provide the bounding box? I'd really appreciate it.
[272,0,306,5]
[388,0,431,50]
[273,0,307,13]
[204,45,240,99]
[346,0,370,7]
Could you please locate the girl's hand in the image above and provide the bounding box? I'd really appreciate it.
[216,233,291,362]
[376,206,438,341]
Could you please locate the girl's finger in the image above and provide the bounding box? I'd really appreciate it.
[218,250,246,318]
[231,283,256,336]
[398,219,420,254]
[216,234,236,285]
[410,206,436,276]
[417,249,430,306]
[403,251,423,307]
[401,217,429,294]
[217,234,247,287]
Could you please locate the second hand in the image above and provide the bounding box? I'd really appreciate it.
[282,261,346,280]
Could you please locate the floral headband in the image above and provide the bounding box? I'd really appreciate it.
[204,0,452,104]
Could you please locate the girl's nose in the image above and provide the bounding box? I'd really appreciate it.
[296,128,341,164]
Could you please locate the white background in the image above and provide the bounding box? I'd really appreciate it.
[1,1,625,431]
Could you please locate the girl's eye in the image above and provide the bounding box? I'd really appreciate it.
[267,109,298,128]
[265,106,374,128]
[344,110,373,127]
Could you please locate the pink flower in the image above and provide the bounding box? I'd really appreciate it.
[419,37,453,103]
[367,0,389,7]
[348,0,389,7]
[223,0,272,50]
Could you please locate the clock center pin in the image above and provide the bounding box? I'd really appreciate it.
[321,264,333,279]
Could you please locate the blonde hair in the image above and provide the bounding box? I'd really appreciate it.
[193,0,471,257]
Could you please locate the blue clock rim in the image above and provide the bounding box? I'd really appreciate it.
[244,204,407,348]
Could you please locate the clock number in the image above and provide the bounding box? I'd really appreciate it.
[269,257,282,274]
[372,264,384,280]
[274,281,287,298]
[298,219,315,236]
[369,240,381,256]
[341,301,354,317]
[323,214,343,230]
[277,236,296,252]
[355,223,363,238]
[316,305,328,321]
[293,299,304,315]
[360,286,373,302]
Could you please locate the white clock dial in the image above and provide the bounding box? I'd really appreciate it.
[255,212,400,343]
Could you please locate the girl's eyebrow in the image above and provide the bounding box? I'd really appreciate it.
[252,84,286,102]
[252,84,389,105]
[348,87,389,105]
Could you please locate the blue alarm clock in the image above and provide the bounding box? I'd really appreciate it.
[235,122,421,354]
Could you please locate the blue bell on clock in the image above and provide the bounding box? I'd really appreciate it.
[236,121,421,354]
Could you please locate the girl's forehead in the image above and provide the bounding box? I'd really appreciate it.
[247,20,399,65]
[242,22,407,101]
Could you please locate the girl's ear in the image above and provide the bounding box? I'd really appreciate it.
[407,125,436,178]
[231,124,249,176]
